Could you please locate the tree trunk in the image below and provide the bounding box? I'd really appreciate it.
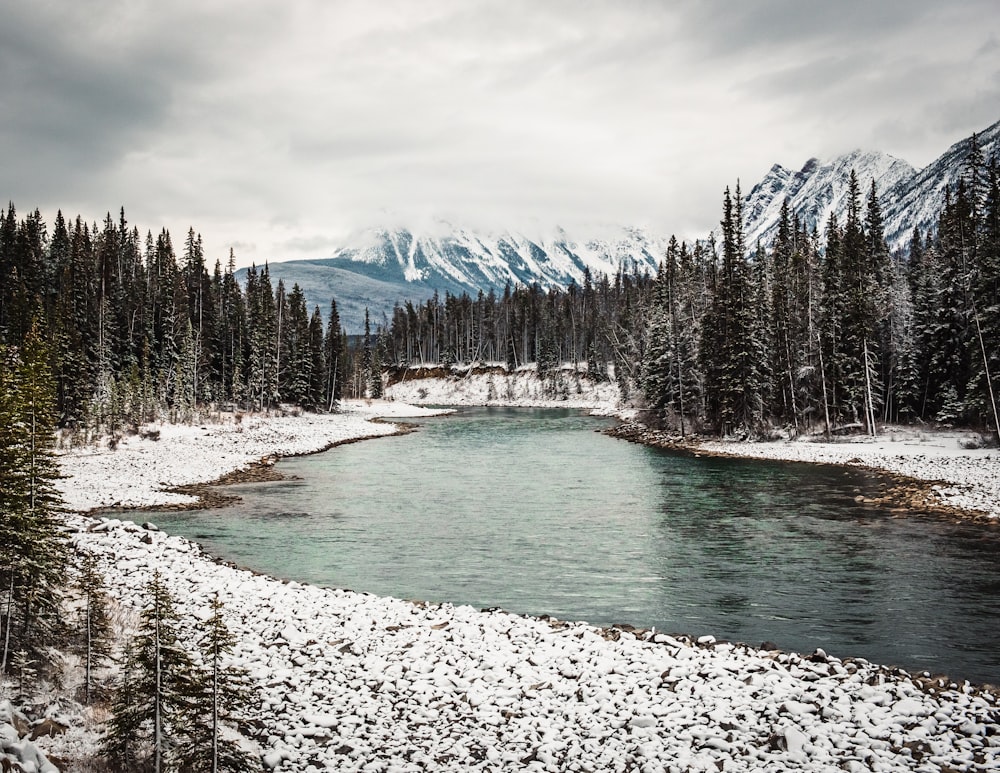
[818,334,832,439]
[154,594,162,773]
[212,639,219,773]
[85,595,92,705]
[974,308,1000,439]
[1,571,13,674]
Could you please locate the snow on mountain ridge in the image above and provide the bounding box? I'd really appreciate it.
[882,118,1000,250]
[249,224,667,332]
[246,119,1000,332]
[332,224,665,292]
[744,150,916,251]
[745,118,1000,253]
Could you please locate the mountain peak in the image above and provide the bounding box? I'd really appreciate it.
[745,144,925,251]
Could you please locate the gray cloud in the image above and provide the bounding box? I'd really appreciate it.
[1,0,997,265]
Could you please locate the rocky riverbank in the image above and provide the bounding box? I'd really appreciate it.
[53,513,1000,771]
[6,402,999,771]
[607,422,1000,524]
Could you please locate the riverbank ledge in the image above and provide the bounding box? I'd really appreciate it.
[15,402,1000,771]
[607,422,1000,523]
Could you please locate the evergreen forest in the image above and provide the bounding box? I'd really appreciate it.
[0,139,998,440]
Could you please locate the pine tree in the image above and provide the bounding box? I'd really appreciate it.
[769,200,798,426]
[280,284,312,405]
[251,266,278,409]
[103,572,201,772]
[840,170,881,432]
[74,551,114,705]
[371,326,386,399]
[701,184,764,436]
[641,240,692,429]
[323,298,343,410]
[966,154,1000,433]
[307,306,326,410]
[640,258,675,422]
[0,321,67,674]
[362,308,373,398]
[178,594,256,772]
[102,640,144,771]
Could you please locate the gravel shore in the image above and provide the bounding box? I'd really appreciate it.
[26,401,1000,771]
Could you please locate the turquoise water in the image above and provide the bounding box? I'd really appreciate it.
[150,407,1000,684]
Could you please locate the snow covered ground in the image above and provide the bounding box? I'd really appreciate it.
[384,368,625,414]
[701,427,1000,520]
[55,515,1000,772]
[55,400,448,512]
[11,397,999,771]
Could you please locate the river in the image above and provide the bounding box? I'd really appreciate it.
[150,407,1000,684]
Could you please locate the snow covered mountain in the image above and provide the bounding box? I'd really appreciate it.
[743,151,915,250]
[244,118,1000,332]
[881,118,1000,249]
[744,118,1000,253]
[240,226,666,332]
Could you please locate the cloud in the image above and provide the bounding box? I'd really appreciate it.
[1,0,997,266]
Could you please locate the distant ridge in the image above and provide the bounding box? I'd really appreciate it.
[238,226,666,332]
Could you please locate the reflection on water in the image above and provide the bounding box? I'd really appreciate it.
[149,407,1000,684]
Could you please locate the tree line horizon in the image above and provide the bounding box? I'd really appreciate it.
[0,134,997,437]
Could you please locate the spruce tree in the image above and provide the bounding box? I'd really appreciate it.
[0,321,67,674]
[968,156,1000,436]
[769,200,798,425]
[308,306,326,410]
[103,572,201,772]
[362,308,373,398]
[701,185,764,436]
[840,170,881,432]
[74,551,114,705]
[102,640,144,771]
[323,298,343,410]
[178,594,256,772]
[281,284,312,405]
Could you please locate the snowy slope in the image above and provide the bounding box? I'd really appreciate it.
[744,152,915,250]
[882,118,1000,249]
[744,118,1000,253]
[330,224,663,293]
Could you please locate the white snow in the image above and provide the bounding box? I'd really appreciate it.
[14,398,1000,771]
[329,221,664,296]
[384,367,624,414]
[55,401,448,512]
[700,427,1000,519]
[58,515,1000,771]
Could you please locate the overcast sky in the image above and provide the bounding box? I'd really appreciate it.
[2,0,998,266]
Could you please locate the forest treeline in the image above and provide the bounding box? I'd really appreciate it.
[0,209,367,436]
[644,146,999,437]
[0,272,261,772]
[1,137,998,438]
[386,142,1000,438]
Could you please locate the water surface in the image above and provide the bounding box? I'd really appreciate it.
[151,407,1000,684]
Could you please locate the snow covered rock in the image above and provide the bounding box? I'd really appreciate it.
[0,701,60,773]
